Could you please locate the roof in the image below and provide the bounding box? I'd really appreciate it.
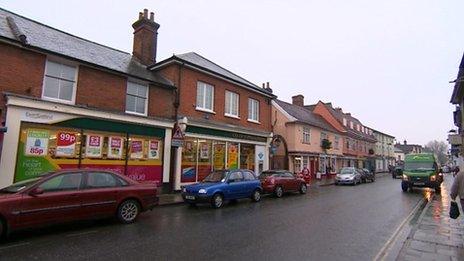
[0,7,173,87]
[394,143,423,154]
[372,129,395,139]
[274,99,340,134]
[394,147,404,153]
[151,52,276,98]
[451,52,464,104]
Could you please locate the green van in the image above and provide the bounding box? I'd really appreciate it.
[401,153,443,193]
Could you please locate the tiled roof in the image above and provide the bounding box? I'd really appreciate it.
[0,7,173,87]
[394,144,423,154]
[275,99,340,133]
[153,52,275,97]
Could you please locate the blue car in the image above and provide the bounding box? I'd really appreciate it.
[181,169,262,208]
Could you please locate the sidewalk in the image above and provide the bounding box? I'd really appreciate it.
[396,176,464,261]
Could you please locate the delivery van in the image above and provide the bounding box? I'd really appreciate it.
[401,153,443,193]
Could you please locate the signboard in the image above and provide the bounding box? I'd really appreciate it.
[56,132,77,157]
[171,124,185,147]
[86,135,103,158]
[227,143,238,169]
[108,136,124,159]
[25,129,49,156]
[130,139,144,159]
[148,140,160,159]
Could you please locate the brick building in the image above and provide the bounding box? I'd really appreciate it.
[0,8,177,188]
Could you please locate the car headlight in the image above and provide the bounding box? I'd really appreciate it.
[182,187,186,193]
[402,174,408,181]
[198,189,207,194]
[430,175,436,181]
[348,175,354,180]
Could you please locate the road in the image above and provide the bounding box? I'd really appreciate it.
[0,174,427,261]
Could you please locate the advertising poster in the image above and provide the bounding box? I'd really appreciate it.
[108,136,123,159]
[148,140,160,159]
[213,143,225,170]
[200,143,210,159]
[56,132,77,157]
[130,139,144,159]
[181,139,197,182]
[227,143,239,169]
[25,129,49,156]
[86,135,103,158]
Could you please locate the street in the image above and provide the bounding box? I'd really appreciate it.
[0,174,426,261]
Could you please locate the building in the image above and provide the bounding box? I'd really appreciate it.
[0,8,179,189]
[394,140,423,155]
[306,101,377,170]
[151,53,275,191]
[394,147,405,162]
[372,130,395,172]
[450,53,464,163]
[271,97,344,177]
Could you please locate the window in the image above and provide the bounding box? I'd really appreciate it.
[248,98,260,122]
[343,118,347,126]
[196,82,214,111]
[225,91,239,117]
[320,132,328,145]
[228,171,243,182]
[126,81,148,115]
[350,121,354,129]
[334,136,339,149]
[86,172,119,188]
[282,172,294,178]
[357,124,360,131]
[303,126,311,144]
[39,173,82,192]
[361,126,364,133]
[243,171,255,181]
[42,60,77,103]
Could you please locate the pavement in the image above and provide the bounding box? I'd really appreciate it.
[395,174,464,261]
[0,173,424,260]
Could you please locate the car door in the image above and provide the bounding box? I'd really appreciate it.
[226,171,244,199]
[243,171,257,196]
[284,172,299,191]
[79,171,121,219]
[17,172,84,228]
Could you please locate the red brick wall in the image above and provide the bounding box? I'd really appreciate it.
[148,84,175,119]
[160,65,272,132]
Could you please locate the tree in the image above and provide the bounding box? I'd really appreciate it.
[321,139,332,151]
[424,140,449,165]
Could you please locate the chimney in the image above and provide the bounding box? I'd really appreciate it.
[404,140,407,145]
[265,82,273,93]
[292,95,304,107]
[132,9,160,65]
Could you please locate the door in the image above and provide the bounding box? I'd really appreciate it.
[282,172,298,191]
[18,173,83,228]
[226,171,244,199]
[242,171,257,196]
[79,172,121,219]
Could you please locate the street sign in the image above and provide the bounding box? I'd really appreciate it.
[171,124,185,147]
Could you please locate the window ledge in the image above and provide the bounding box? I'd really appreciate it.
[247,119,261,124]
[225,113,240,120]
[42,96,75,105]
[125,110,148,117]
[196,107,216,114]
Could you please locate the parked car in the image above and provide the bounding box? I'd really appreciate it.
[359,168,376,183]
[393,165,404,179]
[442,165,450,173]
[0,169,158,238]
[181,169,262,208]
[259,170,307,198]
[335,167,362,185]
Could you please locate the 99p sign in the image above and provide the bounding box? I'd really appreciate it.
[56,132,77,157]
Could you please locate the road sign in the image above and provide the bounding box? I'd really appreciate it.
[172,124,185,147]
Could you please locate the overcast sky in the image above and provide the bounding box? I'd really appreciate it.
[1,0,462,145]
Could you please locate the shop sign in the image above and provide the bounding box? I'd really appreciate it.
[148,140,160,159]
[56,132,77,157]
[200,143,210,159]
[172,124,185,147]
[227,144,238,169]
[130,140,144,159]
[86,135,103,158]
[108,136,124,159]
[25,129,49,156]
[213,143,225,170]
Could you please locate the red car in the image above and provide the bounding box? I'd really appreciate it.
[0,169,158,238]
[259,170,307,198]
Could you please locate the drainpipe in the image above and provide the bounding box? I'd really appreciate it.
[170,62,185,192]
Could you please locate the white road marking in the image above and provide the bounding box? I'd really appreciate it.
[65,230,99,237]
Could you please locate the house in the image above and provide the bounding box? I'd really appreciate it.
[306,101,377,170]
[0,8,179,189]
[150,50,275,190]
[450,53,464,163]
[394,140,423,155]
[271,96,344,176]
[372,130,396,172]
[394,147,405,162]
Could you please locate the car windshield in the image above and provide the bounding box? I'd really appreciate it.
[404,162,435,171]
[0,177,43,193]
[259,171,280,179]
[202,171,228,183]
[340,168,355,174]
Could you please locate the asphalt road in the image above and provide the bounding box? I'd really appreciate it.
[0,174,427,261]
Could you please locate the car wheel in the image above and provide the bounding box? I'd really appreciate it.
[299,183,307,194]
[117,199,140,224]
[211,193,224,209]
[274,186,283,198]
[251,189,261,202]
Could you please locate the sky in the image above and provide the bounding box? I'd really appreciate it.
[0,0,462,145]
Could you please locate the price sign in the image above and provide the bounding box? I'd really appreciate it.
[25,129,49,157]
[56,132,77,157]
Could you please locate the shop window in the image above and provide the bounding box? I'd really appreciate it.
[181,138,198,182]
[126,81,148,115]
[240,143,255,171]
[42,60,77,104]
[248,98,259,122]
[225,91,239,117]
[213,141,226,171]
[227,143,239,169]
[294,157,302,173]
[197,140,212,181]
[196,81,214,112]
[303,156,309,169]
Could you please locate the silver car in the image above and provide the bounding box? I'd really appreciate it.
[335,167,362,185]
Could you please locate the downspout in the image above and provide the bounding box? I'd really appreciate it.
[170,62,184,192]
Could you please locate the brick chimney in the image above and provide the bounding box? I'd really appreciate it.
[292,95,304,107]
[132,9,160,65]
[404,140,407,145]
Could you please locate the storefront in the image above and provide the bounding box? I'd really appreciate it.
[0,95,173,188]
[175,124,270,189]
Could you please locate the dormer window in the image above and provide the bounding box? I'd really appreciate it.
[42,60,77,104]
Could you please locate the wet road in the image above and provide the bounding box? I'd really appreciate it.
[0,174,427,261]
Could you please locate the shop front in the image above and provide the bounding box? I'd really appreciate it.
[0,95,173,188]
[175,124,270,189]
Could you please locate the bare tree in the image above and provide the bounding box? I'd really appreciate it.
[424,140,448,165]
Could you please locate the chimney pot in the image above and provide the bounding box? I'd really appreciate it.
[266,82,270,88]
[404,140,407,145]
[262,83,265,88]
[139,12,143,20]
[150,12,154,21]
[292,95,304,107]
[143,9,148,18]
